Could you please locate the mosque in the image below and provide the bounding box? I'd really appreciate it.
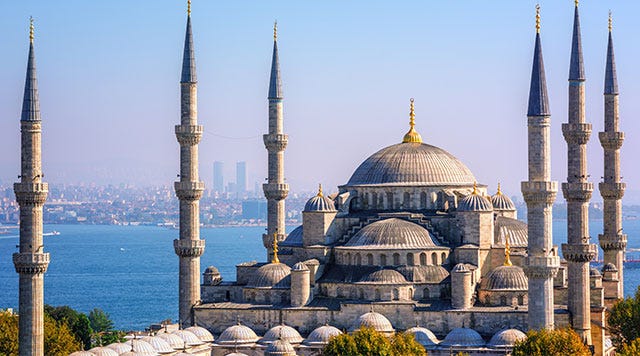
[12,2,626,356]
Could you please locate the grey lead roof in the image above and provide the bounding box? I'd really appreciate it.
[268,40,283,99]
[527,33,550,117]
[21,42,40,122]
[569,6,585,81]
[181,16,197,83]
[605,31,618,95]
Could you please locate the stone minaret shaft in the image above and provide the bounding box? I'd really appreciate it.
[521,7,560,331]
[561,4,597,344]
[598,19,625,300]
[174,7,205,327]
[262,23,289,261]
[13,19,50,356]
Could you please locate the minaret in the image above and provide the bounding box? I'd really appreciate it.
[262,22,289,261]
[561,0,597,343]
[521,5,560,331]
[13,18,50,356]
[174,0,205,327]
[598,12,626,302]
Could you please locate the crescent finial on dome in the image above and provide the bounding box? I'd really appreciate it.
[402,98,422,143]
[272,232,280,264]
[504,234,513,266]
[317,183,323,197]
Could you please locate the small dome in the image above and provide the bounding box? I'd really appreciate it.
[304,325,342,346]
[280,226,303,247]
[482,265,528,291]
[204,266,219,274]
[441,327,485,347]
[171,330,203,346]
[155,333,184,349]
[397,265,449,283]
[304,187,336,212]
[260,325,304,344]
[124,339,158,355]
[358,269,408,284]
[351,312,394,333]
[341,218,439,249]
[264,339,297,356]
[452,263,470,273]
[225,353,249,356]
[491,187,516,211]
[292,262,309,271]
[185,326,214,342]
[488,328,526,348]
[216,323,259,345]
[590,268,602,277]
[89,347,119,356]
[107,343,133,354]
[247,263,291,289]
[494,216,528,247]
[140,336,174,354]
[405,327,439,347]
[120,352,146,356]
[69,352,95,356]
[458,190,492,212]
[603,263,618,272]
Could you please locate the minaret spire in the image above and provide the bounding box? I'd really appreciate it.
[14,17,50,356]
[522,4,560,331]
[402,98,422,143]
[599,11,626,307]
[174,1,205,328]
[569,1,585,82]
[263,22,289,261]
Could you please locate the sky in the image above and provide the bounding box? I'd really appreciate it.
[1,1,639,202]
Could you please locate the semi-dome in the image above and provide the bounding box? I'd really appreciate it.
[351,311,394,333]
[488,328,526,348]
[88,347,119,356]
[405,326,439,347]
[155,333,184,349]
[140,336,174,354]
[171,330,203,346]
[397,265,449,283]
[264,339,296,356]
[216,323,259,345]
[482,265,528,291]
[247,263,291,289]
[69,352,95,356]
[185,326,214,342]
[494,216,528,247]
[260,324,304,344]
[124,339,158,355]
[441,327,486,347]
[304,185,336,212]
[357,269,409,284]
[304,325,342,346]
[346,142,476,187]
[341,218,439,250]
[107,342,133,354]
[458,186,492,212]
[491,185,516,211]
[280,225,303,247]
[225,353,249,356]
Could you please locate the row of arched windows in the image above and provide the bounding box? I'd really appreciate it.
[339,251,449,266]
[360,191,436,210]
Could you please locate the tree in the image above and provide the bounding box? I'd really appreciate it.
[608,286,640,349]
[88,308,114,333]
[0,311,81,356]
[617,338,640,356]
[322,327,425,356]
[0,311,19,356]
[45,305,93,349]
[512,328,590,356]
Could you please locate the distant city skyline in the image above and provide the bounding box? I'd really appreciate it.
[1,1,639,203]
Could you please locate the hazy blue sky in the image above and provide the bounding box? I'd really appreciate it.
[1,1,639,201]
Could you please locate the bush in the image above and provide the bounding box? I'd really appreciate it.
[617,338,640,356]
[322,327,425,356]
[0,311,81,356]
[608,286,640,349]
[512,327,590,356]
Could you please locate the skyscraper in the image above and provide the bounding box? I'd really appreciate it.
[213,161,224,193]
[236,161,248,195]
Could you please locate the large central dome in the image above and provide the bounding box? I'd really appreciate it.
[346,142,476,186]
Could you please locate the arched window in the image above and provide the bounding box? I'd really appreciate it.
[408,288,414,299]
[359,289,365,300]
[422,287,430,300]
[380,254,387,266]
[336,287,344,298]
[375,289,381,300]
[350,289,357,299]
[363,193,369,209]
[393,289,400,300]
[406,253,414,266]
[420,252,427,265]
[367,253,374,265]
[441,252,447,264]
[500,296,507,306]
[347,253,352,265]
[386,192,394,209]
[518,295,525,305]
[371,192,378,209]
[403,192,411,209]
[393,253,400,265]
[355,254,362,266]
[431,252,438,265]
[378,194,384,208]
[420,192,428,209]
[265,294,271,304]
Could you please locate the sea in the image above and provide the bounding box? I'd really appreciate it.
[0,221,639,330]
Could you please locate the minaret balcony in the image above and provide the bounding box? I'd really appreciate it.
[521,181,557,204]
[173,239,205,258]
[561,182,593,202]
[598,182,625,200]
[175,125,203,146]
[263,183,289,200]
[523,255,560,279]
[263,134,288,152]
[562,123,592,145]
[598,233,627,252]
[598,131,624,150]
[174,181,205,201]
[14,182,48,206]
[13,252,50,274]
[561,243,598,263]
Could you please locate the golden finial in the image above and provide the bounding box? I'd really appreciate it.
[402,98,423,143]
[504,234,513,266]
[187,0,191,16]
[317,183,323,197]
[496,183,502,195]
[472,182,478,195]
[271,232,280,264]
[575,0,579,7]
[29,17,34,43]
[273,21,277,41]
[608,11,612,32]
[535,5,541,33]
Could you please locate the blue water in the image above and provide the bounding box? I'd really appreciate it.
[0,221,638,330]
